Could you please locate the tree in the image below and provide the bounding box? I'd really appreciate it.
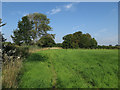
[0,18,6,27]
[62,31,97,49]
[11,16,33,45]
[0,18,6,42]
[90,38,97,48]
[55,43,62,47]
[27,13,52,43]
[2,34,7,42]
[62,34,73,48]
[11,29,23,45]
[37,34,55,47]
[0,19,7,62]
[0,19,6,48]
[73,31,83,48]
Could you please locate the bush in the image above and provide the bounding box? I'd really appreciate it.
[15,46,29,58]
[2,42,29,88]
[2,42,29,62]
[97,45,119,49]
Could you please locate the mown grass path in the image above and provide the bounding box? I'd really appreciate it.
[18,49,118,88]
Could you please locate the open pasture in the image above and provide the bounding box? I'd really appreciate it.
[18,49,118,88]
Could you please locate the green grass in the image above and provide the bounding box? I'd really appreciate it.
[18,49,118,88]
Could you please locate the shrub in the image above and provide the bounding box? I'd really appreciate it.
[2,42,29,62]
[2,42,29,88]
[97,45,119,49]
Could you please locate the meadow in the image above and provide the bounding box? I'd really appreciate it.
[18,49,118,88]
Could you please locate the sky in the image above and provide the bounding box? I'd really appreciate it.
[1,2,118,45]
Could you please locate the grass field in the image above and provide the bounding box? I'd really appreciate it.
[18,49,118,88]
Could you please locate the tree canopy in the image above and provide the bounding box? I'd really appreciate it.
[11,13,53,45]
[62,31,97,49]
[0,18,6,48]
[27,13,52,43]
[11,16,33,45]
[37,34,55,47]
[0,18,6,42]
[0,18,6,27]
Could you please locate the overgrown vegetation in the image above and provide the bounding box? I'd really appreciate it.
[2,42,29,88]
[2,42,29,60]
[1,19,29,88]
[2,56,22,88]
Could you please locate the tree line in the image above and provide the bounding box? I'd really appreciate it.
[1,13,119,49]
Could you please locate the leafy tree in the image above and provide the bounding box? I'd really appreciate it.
[2,34,7,42]
[62,31,97,49]
[80,34,92,48]
[27,13,52,43]
[55,43,62,47]
[37,34,55,47]
[62,34,73,48]
[11,16,33,45]
[73,31,83,48]
[90,38,97,48]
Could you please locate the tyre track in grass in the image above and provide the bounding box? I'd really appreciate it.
[33,48,61,88]
[51,61,57,89]
[29,48,59,88]
[47,52,57,89]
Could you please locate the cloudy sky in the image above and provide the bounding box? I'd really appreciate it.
[2,2,118,45]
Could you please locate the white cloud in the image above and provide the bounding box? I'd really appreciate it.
[47,8,61,15]
[65,3,73,9]
[47,3,77,15]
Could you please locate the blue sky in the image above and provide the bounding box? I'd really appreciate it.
[2,2,118,45]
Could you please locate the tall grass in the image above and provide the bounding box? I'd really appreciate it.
[2,44,30,88]
[2,54,22,88]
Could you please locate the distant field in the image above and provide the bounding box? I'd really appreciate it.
[18,49,118,88]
